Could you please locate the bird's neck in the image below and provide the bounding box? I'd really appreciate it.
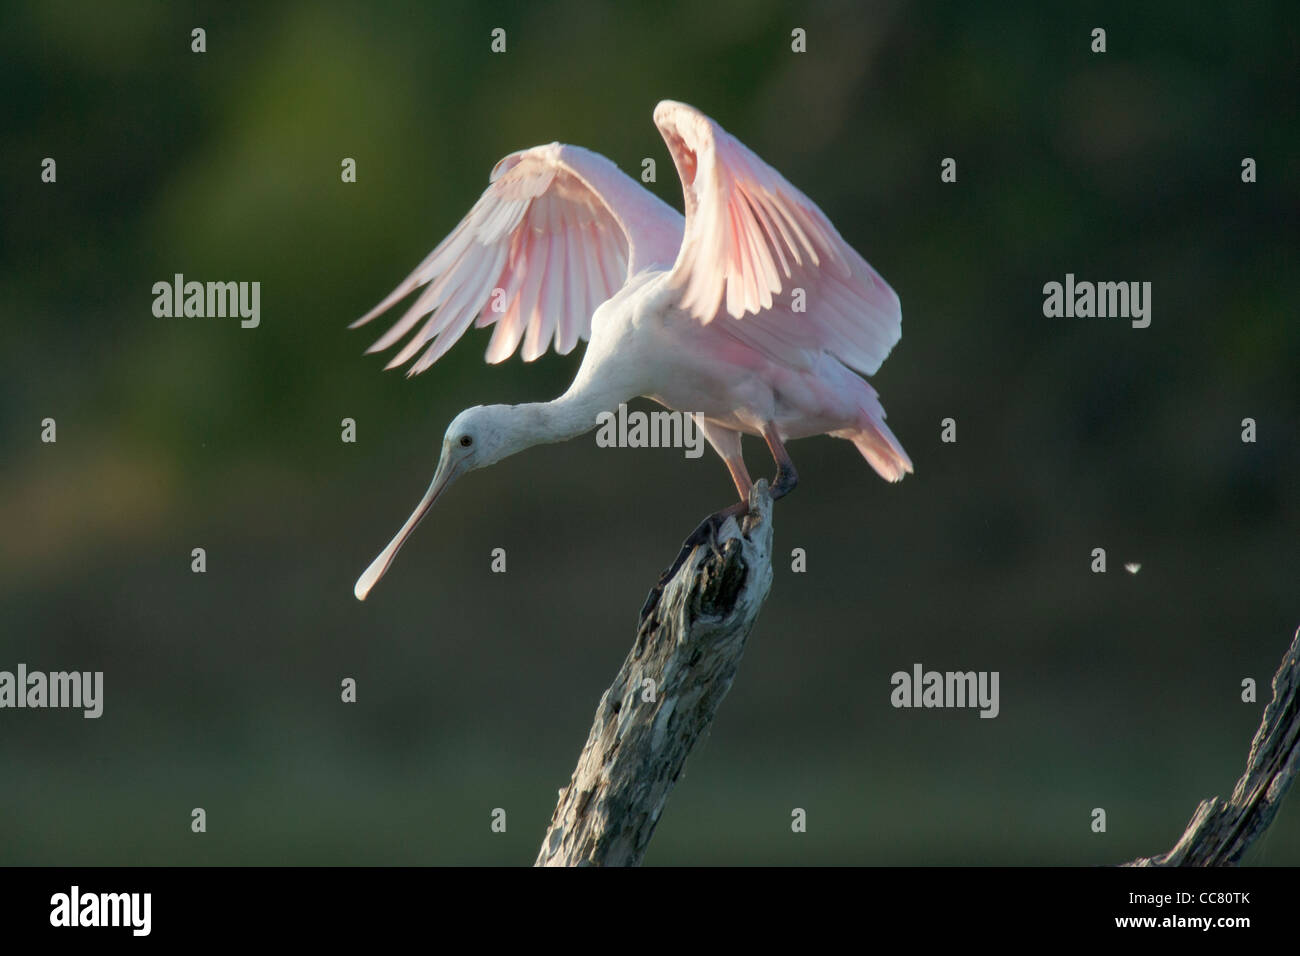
[516,378,635,446]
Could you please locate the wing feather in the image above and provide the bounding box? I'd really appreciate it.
[353,142,682,372]
[654,100,901,376]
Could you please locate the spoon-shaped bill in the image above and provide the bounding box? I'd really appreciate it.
[354,459,458,601]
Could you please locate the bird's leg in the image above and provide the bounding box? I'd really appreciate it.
[638,430,760,624]
[721,456,754,504]
[640,434,755,621]
[761,425,798,500]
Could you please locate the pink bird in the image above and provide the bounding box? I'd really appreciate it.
[352,100,912,604]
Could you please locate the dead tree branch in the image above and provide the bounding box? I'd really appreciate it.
[1126,625,1300,866]
[535,481,775,867]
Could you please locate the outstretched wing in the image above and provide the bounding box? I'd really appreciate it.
[653,100,901,376]
[352,143,682,375]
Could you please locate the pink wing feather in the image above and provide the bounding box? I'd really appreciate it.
[352,143,681,374]
[653,100,902,377]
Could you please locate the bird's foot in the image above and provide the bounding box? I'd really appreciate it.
[639,502,750,624]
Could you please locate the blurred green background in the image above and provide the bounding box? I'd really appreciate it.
[1,0,1296,865]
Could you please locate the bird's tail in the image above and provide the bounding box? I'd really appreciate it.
[850,420,912,483]
[833,394,913,483]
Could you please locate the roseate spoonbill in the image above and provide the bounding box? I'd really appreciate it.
[352,100,912,603]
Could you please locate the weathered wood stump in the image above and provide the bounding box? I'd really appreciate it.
[535,481,775,867]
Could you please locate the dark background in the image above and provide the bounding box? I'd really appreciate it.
[1,0,1296,864]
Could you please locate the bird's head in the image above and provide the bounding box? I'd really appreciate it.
[353,404,529,601]
[439,403,523,471]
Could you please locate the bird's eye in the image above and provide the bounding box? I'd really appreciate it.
[459,435,473,448]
